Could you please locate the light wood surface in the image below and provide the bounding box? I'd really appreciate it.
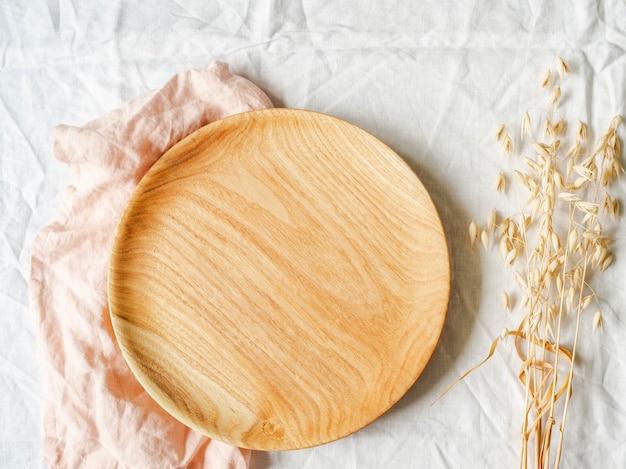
[108,108,450,450]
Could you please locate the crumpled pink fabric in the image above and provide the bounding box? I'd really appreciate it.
[29,61,273,468]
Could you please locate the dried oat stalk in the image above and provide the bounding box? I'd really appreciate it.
[470,58,622,468]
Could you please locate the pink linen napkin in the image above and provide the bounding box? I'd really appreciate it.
[29,61,273,468]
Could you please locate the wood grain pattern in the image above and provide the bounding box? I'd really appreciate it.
[108,108,450,450]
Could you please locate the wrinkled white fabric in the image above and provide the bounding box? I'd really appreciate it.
[2,1,626,468]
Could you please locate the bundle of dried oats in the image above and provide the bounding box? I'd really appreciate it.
[466,57,623,469]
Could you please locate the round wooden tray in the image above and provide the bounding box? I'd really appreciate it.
[108,108,449,450]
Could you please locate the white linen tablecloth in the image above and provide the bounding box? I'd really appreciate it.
[2,1,625,467]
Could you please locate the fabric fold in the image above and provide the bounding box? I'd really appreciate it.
[29,61,273,468]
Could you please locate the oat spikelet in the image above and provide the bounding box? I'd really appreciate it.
[543,117,553,138]
[600,252,613,271]
[488,209,497,231]
[469,220,479,246]
[504,248,517,266]
[548,86,562,108]
[522,112,532,140]
[540,68,552,89]
[592,310,603,331]
[556,273,564,295]
[503,135,514,154]
[503,292,511,312]
[481,229,490,250]
[609,115,622,130]
[581,294,594,310]
[567,228,579,251]
[577,120,588,141]
[559,191,578,202]
[556,57,572,77]
[553,119,567,136]
[496,172,506,192]
[565,141,581,161]
[496,124,507,142]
